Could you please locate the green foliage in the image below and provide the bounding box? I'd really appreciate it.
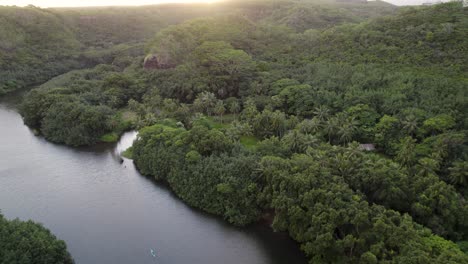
[259,154,468,263]
[0,6,81,94]
[41,101,115,146]
[304,2,467,70]
[100,133,120,143]
[170,153,261,225]
[193,41,255,98]
[240,136,259,150]
[8,1,468,263]
[132,124,187,179]
[422,114,456,135]
[458,241,468,254]
[132,124,468,262]
[449,161,468,189]
[20,64,144,146]
[0,213,73,264]
[121,146,134,159]
[0,2,260,94]
[133,123,260,225]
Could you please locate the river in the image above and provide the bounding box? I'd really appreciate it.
[0,90,307,264]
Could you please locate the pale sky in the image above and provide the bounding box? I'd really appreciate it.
[0,0,454,7]
[0,0,218,7]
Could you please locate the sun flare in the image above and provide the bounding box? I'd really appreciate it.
[0,0,219,8]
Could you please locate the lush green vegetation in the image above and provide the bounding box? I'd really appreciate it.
[131,119,468,262]
[121,146,134,159]
[19,64,140,145]
[0,213,73,264]
[0,0,396,95]
[10,0,468,262]
[0,6,80,94]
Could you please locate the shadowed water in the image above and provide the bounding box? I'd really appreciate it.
[0,92,306,264]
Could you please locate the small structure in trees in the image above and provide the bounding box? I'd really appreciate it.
[143,54,174,69]
[359,144,376,151]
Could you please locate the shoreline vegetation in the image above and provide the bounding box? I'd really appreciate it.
[0,213,74,264]
[2,0,467,263]
[121,146,134,159]
[130,118,468,262]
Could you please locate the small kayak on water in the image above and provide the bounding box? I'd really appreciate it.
[150,249,157,258]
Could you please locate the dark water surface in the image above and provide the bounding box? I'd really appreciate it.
[0,92,306,264]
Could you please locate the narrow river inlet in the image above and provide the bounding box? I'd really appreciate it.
[0,92,306,264]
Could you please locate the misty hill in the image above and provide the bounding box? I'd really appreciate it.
[0,0,396,94]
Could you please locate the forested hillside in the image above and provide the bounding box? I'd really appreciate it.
[0,6,80,94]
[0,0,395,95]
[9,0,468,263]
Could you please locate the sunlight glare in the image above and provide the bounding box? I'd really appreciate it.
[0,0,219,8]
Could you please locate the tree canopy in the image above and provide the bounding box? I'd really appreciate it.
[6,1,468,263]
[0,213,73,264]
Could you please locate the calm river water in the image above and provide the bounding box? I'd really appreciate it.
[0,91,306,264]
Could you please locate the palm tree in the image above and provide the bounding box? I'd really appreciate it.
[242,98,259,123]
[194,91,217,115]
[214,100,226,121]
[193,97,204,113]
[176,103,191,125]
[225,121,243,141]
[201,92,217,116]
[228,100,241,117]
[338,125,353,144]
[314,105,330,122]
[145,113,158,126]
[271,111,287,137]
[401,115,419,137]
[298,117,322,135]
[325,117,338,143]
[396,137,417,167]
[310,117,323,135]
[337,116,358,144]
[162,98,178,116]
[416,157,439,177]
[449,161,468,187]
[282,130,303,153]
[282,130,318,154]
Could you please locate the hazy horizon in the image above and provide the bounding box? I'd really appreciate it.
[0,0,455,8]
[0,0,218,8]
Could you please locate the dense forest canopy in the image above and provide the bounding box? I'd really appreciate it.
[0,0,396,94]
[0,213,73,264]
[2,0,468,263]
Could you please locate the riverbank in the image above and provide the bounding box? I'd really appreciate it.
[130,122,468,263]
[0,102,307,264]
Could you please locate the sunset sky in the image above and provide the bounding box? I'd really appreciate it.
[0,0,454,7]
[0,0,218,7]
